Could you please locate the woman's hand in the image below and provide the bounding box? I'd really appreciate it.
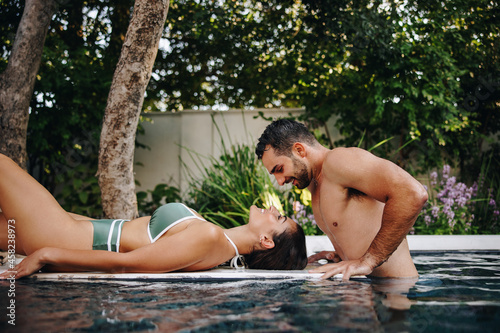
[0,248,47,280]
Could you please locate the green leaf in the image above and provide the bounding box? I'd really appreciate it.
[79,192,89,205]
[73,178,83,190]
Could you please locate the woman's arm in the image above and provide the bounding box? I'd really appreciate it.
[1,222,225,279]
[0,247,128,279]
[68,212,94,220]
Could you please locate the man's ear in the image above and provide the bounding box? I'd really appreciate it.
[292,142,306,158]
[260,235,275,249]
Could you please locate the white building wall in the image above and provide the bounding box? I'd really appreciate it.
[133,108,340,197]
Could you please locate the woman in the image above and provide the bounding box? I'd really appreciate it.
[0,153,307,279]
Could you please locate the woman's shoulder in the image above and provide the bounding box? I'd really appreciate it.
[192,220,223,237]
[176,221,227,253]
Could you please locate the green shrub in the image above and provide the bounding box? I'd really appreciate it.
[137,183,181,216]
[185,142,279,228]
[290,189,322,236]
[414,163,499,235]
[55,159,103,218]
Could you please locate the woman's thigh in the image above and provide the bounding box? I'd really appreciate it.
[0,211,27,254]
[0,154,93,254]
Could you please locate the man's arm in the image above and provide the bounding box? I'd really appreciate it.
[308,251,341,263]
[311,147,428,280]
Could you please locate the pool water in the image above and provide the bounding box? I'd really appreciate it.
[1,251,499,332]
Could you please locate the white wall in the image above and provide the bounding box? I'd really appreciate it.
[134,108,340,197]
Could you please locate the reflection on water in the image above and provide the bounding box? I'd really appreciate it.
[407,252,500,333]
[0,252,499,332]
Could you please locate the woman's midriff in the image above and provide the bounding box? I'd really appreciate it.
[119,216,152,252]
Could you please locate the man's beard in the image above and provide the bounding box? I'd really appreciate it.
[291,156,311,189]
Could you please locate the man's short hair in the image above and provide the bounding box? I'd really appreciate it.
[255,119,316,159]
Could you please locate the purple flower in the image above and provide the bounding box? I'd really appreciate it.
[446,176,456,188]
[446,207,455,220]
[417,162,498,234]
[465,220,471,232]
[471,182,478,196]
[456,182,467,193]
[442,165,451,180]
[431,206,440,218]
[465,188,473,201]
[430,171,438,187]
[437,189,447,200]
[456,196,467,208]
[448,214,456,229]
[441,197,455,207]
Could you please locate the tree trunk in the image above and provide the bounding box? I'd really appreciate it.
[98,0,169,219]
[0,0,57,169]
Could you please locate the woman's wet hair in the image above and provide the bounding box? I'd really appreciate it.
[243,222,308,270]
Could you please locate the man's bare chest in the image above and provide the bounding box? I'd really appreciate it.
[310,186,384,237]
[310,185,349,225]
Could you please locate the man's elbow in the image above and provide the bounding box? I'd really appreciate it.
[412,183,428,210]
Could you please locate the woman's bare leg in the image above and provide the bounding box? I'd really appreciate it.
[0,211,27,254]
[0,154,93,255]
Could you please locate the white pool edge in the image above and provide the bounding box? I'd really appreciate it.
[1,235,497,282]
[306,235,500,256]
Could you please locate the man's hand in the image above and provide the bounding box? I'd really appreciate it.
[308,251,341,264]
[309,257,374,281]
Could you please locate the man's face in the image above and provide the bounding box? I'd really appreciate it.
[261,145,312,189]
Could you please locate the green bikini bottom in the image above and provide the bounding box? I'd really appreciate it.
[90,219,128,252]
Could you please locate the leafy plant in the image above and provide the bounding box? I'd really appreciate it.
[290,189,322,235]
[414,164,499,235]
[137,183,181,216]
[55,161,103,218]
[469,153,500,233]
[184,142,277,228]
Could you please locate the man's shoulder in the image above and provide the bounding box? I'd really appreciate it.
[323,147,366,169]
[329,146,367,154]
[320,149,350,186]
[321,147,376,192]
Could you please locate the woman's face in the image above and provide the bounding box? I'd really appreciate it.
[248,205,295,236]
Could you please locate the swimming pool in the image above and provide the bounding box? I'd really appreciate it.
[1,251,499,332]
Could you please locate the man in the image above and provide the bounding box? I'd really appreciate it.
[255,119,428,280]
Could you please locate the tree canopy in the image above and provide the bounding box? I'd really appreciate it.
[149,0,499,175]
[1,0,498,199]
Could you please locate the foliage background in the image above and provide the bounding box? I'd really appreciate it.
[0,0,498,232]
